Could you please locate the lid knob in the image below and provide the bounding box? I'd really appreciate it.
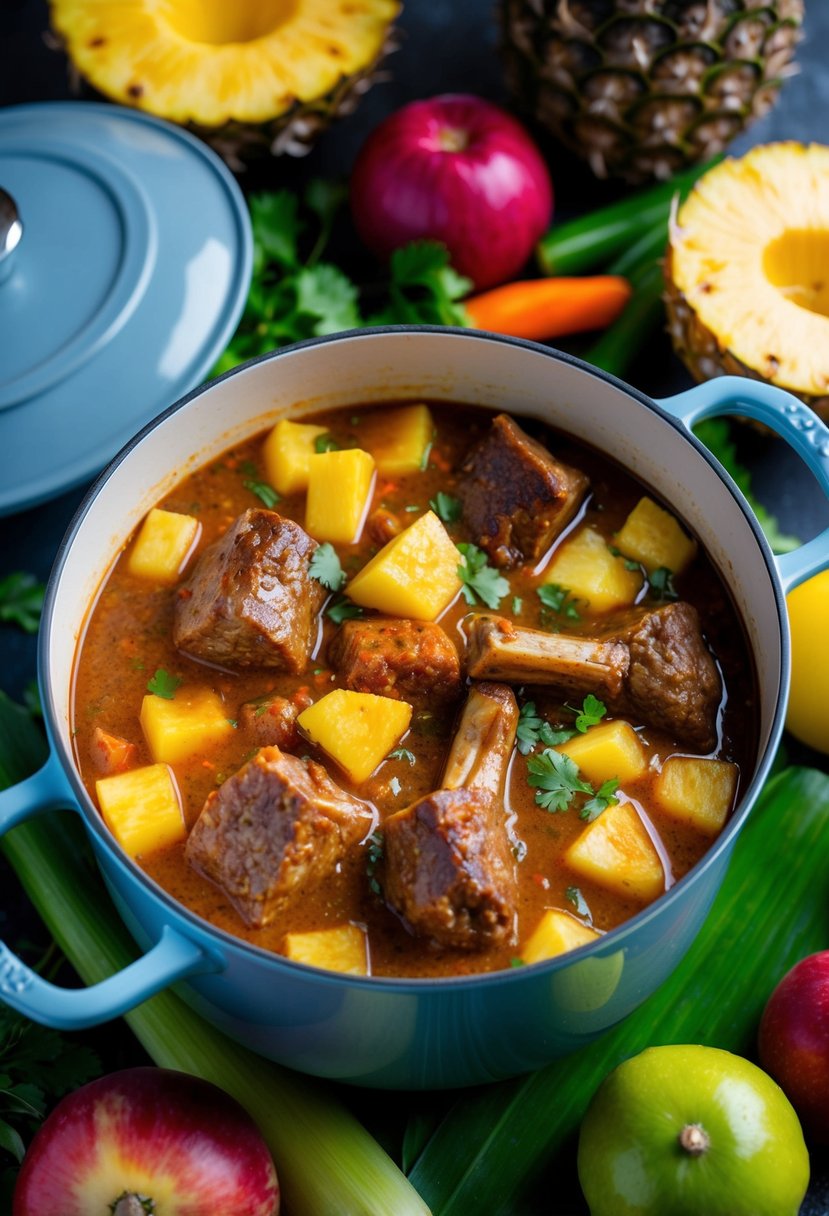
[0,189,23,284]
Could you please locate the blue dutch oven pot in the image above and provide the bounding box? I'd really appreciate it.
[1,329,828,1089]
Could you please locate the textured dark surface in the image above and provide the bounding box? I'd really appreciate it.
[0,1,828,1211]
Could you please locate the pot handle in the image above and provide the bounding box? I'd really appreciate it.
[656,376,829,593]
[0,750,217,1030]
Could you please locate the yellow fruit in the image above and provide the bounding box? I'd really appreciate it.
[305,448,375,544]
[263,419,328,495]
[347,510,462,621]
[614,497,697,576]
[284,924,369,975]
[140,687,234,764]
[358,404,434,475]
[522,909,599,965]
[545,526,642,612]
[559,721,647,788]
[298,689,412,784]
[565,801,664,904]
[96,763,185,858]
[654,757,739,836]
[786,570,829,753]
[127,507,200,584]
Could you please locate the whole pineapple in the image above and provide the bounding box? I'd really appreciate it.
[50,0,399,169]
[501,0,804,182]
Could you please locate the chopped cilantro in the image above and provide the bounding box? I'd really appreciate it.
[389,747,416,765]
[420,441,434,472]
[366,830,385,896]
[509,957,526,968]
[429,491,461,524]
[527,748,593,812]
[537,583,581,622]
[649,566,679,602]
[457,543,510,610]
[568,694,607,733]
[516,701,576,755]
[580,778,621,822]
[226,718,238,729]
[309,543,346,591]
[366,241,472,328]
[146,669,182,700]
[325,595,364,624]
[565,886,592,920]
[512,596,523,615]
[314,434,339,453]
[404,504,421,513]
[0,572,46,634]
[243,478,280,509]
[608,543,641,572]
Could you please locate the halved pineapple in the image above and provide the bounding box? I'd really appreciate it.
[50,0,400,164]
[665,143,829,421]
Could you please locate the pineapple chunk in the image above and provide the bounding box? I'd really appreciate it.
[305,448,376,544]
[544,527,642,612]
[558,720,647,787]
[522,909,599,965]
[284,924,369,975]
[357,404,434,475]
[140,687,234,765]
[614,497,697,575]
[262,419,328,495]
[565,801,664,904]
[96,763,184,859]
[127,508,200,584]
[298,689,412,784]
[346,510,462,620]
[654,756,739,837]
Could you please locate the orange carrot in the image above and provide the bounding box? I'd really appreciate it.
[464,275,632,342]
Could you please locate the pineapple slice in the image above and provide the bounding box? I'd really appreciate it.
[522,909,599,965]
[614,497,697,576]
[284,924,369,975]
[565,801,664,904]
[357,404,434,475]
[347,510,462,620]
[558,721,647,787]
[96,763,184,859]
[263,419,328,496]
[127,508,200,584]
[305,449,375,544]
[654,756,739,837]
[298,689,412,784]
[544,527,642,612]
[140,687,234,765]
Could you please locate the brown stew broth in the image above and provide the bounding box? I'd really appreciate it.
[72,403,757,978]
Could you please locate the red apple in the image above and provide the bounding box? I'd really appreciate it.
[13,1067,279,1216]
[758,951,829,1142]
[350,94,553,290]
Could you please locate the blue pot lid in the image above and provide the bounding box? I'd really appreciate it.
[0,101,252,515]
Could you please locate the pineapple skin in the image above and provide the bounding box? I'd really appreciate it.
[500,0,804,183]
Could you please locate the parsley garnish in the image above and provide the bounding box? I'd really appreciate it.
[581,778,621,822]
[537,583,581,622]
[649,566,679,602]
[243,478,280,509]
[457,543,510,610]
[516,701,576,755]
[389,747,416,765]
[366,830,385,896]
[569,694,607,733]
[366,241,472,328]
[326,595,364,624]
[429,491,461,524]
[314,434,339,454]
[309,543,346,591]
[0,572,45,634]
[146,669,182,700]
[565,886,592,920]
[527,749,594,812]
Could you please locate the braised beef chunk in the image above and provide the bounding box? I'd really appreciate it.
[329,618,462,707]
[383,790,516,950]
[185,746,372,929]
[238,690,313,751]
[174,509,325,672]
[458,414,589,568]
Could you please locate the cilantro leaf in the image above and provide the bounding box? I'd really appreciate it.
[565,885,592,920]
[388,747,416,765]
[242,478,280,509]
[304,178,348,265]
[309,543,346,592]
[429,491,461,524]
[569,694,607,733]
[581,777,621,822]
[296,264,361,336]
[527,748,593,812]
[0,573,45,634]
[314,434,339,454]
[367,241,472,327]
[366,829,385,896]
[537,583,581,622]
[326,594,364,624]
[516,701,576,755]
[146,669,182,700]
[249,191,301,270]
[512,596,523,615]
[457,543,510,609]
[649,566,679,602]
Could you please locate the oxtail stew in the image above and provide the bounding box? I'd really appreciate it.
[72,403,756,978]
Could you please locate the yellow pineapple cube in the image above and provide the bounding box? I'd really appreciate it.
[96,763,184,859]
[346,510,462,620]
[564,801,664,904]
[298,689,412,784]
[127,508,200,584]
[262,419,328,495]
[654,756,739,837]
[544,527,642,612]
[284,924,369,975]
[558,720,647,787]
[522,909,599,965]
[305,448,376,544]
[614,497,697,575]
[140,686,234,765]
[358,404,434,475]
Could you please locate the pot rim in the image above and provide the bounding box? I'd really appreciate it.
[39,325,789,992]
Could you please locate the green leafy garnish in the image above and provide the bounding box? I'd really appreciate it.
[366,242,472,328]
[608,544,642,572]
[366,830,385,896]
[516,702,576,755]
[325,595,364,624]
[527,749,594,812]
[649,566,678,602]
[309,543,346,592]
[569,694,607,733]
[388,747,416,765]
[457,543,510,609]
[581,778,621,822]
[314,433,339,454]
[565,886,592,920]
[242,478,280,509]
[512,596,523,615]
[509,957,526,968]
[146,669,182,700]
[537,583,581,622]
[0,573,45,634]
[429,491,461,524]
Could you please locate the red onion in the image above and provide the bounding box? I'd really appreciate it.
[350,94,554,290]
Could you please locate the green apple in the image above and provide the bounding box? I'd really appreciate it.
[577,1044,809,1216]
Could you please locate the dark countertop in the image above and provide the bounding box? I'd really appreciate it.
[1,2,828,1213]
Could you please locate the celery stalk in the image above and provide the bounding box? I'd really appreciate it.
[0,695,430,1216]
[584,258,665,380]
[535,157,720,276]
